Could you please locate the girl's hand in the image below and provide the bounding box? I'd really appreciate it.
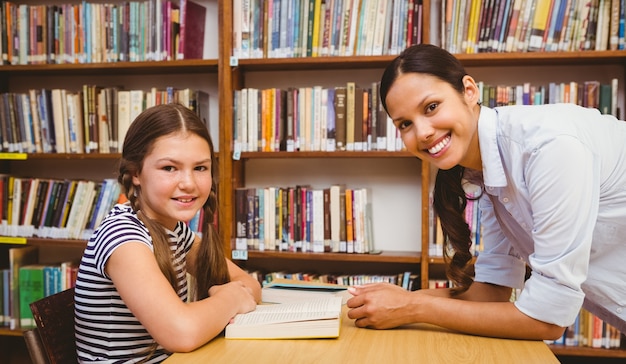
[208,281,257,314]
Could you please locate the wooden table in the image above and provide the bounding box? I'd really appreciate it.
[164,308,559,364]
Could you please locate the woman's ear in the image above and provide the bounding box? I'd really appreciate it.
[462,75,481,105]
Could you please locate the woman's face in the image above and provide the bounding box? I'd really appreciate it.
[385,72,481,171]
[132,131,213,230]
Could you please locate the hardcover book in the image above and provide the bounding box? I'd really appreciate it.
[262,278,350,304]
[177,0,207,59]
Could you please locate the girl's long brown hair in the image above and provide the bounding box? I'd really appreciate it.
[379,44,474,294]
[118,103,229,360]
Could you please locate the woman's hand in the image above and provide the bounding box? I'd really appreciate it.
[346,282,418,329]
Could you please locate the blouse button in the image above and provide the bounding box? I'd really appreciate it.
[502,197,510,203]
[617,307,623,314]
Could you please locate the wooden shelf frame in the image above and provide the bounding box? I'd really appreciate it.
[0,1,622,360]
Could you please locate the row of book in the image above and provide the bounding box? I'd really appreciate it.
[232,0,423,59]
[232,82,403,154]
[478,79,620,117]
[434,0,626,54]
[234,185,374,254]
[0,176,122,240]
[1,246,78,330]
[548,308,625,349]
[0,0,207,65]
[0,87,209,154]
[257,270,421,291]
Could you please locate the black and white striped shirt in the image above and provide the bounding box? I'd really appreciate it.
[75,203,194,363]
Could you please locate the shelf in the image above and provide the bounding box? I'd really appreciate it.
[428,256,477,264]
[455,50,626,67]
[239,151,415,158]
[0,237,87,249]
[0,153,219,161]
[550,345,626,358]
[26,238,87,249]
[235,55,397,71]
[0,59,219,76]
[245,250,421,264]
[0,153,121,161]
[0,328,24,337]
[231,50,626,71]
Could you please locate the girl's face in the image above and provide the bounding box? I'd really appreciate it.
[132,131,213,230]
[385,72,482,171]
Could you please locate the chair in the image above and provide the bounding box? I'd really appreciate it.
[23,287,77,364]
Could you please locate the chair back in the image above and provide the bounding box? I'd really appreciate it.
[23,328,49,364]
[27,287,77,364]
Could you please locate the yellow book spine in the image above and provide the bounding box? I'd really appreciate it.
[311,0,322,56]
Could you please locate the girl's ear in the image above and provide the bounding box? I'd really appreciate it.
[462,75,481,105]
[131,173,140,187]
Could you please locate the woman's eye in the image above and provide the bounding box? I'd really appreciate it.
[195,166,208,172]
[162,166,175,172]
[426,103,438,113]
[398,120,412,130]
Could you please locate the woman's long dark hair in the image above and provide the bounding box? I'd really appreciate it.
[119,103,230,299]
[380,44,474,294]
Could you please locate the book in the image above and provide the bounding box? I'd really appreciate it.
[177,0,207,59]
[334,86,347,151]
[9,245,38,329]
[225,296,342,339]
[117,90,131,152]
[18,264,46,328]
[262,278,351,304]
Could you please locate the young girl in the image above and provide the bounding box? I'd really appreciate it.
[347,44,626,340]
[74,103,261,363]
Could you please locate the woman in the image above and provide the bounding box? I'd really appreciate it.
[347,44,626,340]
[74,103,261,363]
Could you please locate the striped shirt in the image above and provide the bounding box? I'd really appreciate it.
[75,203,195,363]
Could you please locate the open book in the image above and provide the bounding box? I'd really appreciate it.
[225,296,343,339]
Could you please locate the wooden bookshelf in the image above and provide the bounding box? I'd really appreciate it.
[0,0,624,361]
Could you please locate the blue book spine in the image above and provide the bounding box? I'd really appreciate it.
[272,0,281,57]
[617,0,626,49]
[83,2,91,63]
[292,0,301,57]
[43,266,54,296]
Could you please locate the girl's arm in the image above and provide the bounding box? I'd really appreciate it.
[107,242,257,353]
[226,258,262,302]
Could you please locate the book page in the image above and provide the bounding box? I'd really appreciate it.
[232,297,342,326]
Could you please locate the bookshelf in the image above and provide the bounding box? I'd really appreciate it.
[0,0,221,361]
[0,0,624,362]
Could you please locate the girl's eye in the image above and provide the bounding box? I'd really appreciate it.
[426,103,438,113]
[195,166,208,172]
[162,166,175,172]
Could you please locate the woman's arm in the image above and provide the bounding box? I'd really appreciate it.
[107,242,257,353]
[346,281,565,340]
